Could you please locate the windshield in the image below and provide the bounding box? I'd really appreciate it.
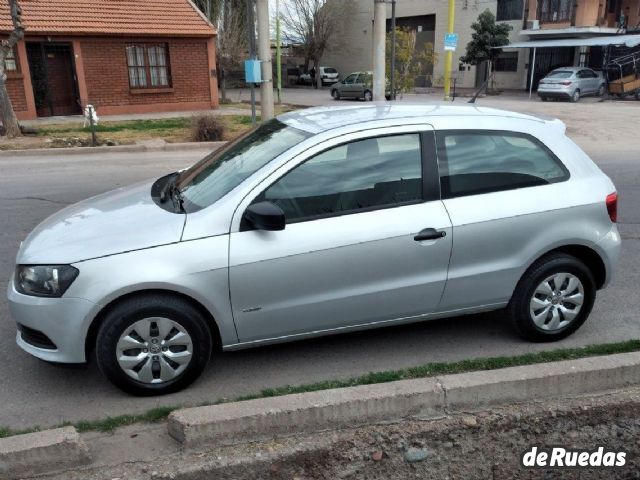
[324,67,337,73]
[546,70,573,79]
[176,119,310,212]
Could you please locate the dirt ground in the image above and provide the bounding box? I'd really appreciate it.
[41,386,640,480]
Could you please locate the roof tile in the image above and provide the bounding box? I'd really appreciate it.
[0,0,216,37]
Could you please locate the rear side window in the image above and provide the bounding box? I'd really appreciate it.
[436,131,569,199]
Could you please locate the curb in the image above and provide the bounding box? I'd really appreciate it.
[0,427,90,479]
[0,141,225,158]
[167,351,640,448]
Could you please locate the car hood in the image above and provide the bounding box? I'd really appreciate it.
[16,180,186,265]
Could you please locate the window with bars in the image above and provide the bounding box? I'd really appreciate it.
[495,52,519,72]
[496,0,524,21]
[4,47,17,71]
[126,44,171,88]
[538,0,574,23]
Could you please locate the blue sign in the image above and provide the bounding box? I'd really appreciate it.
[245,60,262,83]
[444,33,458,51]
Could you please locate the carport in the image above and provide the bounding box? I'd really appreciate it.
[503,35,640,99]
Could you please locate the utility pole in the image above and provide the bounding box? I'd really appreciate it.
[443,0,455,101]
[372,0,387,101]
[256,0,275,120]
[276,0,282,104]
[246,0,257,125]
[390,0,396,100]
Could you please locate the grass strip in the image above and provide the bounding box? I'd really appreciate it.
[38,118,192,135]
[1,339,639,438]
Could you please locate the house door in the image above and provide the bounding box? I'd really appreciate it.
[27,43,81,117]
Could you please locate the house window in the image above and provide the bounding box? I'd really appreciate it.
[496,0,524,21]
[4,47,17,71]
[538,0,574,23]
[126,44,171,88]
[495,52,519,72]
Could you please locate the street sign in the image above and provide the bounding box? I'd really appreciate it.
[245,59,262,84]
[444,33,458,52]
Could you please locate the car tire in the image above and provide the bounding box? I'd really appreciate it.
[570,89,580,102]
[332,89,340,100]
[96,293,213,396]
[507,253,596,343]
[364,90,373,101]
[540,96,548,102]
[598,84,606,97]
[635,90,640,101]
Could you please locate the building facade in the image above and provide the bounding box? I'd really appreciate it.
[323,0,530,91]
[0,0,218,120]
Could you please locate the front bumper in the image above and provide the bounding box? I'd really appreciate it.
[7,279,98,363]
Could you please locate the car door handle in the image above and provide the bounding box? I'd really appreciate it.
[414,228,447,241]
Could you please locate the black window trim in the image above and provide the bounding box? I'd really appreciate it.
[244,129,441,228]
[434,129,570,200]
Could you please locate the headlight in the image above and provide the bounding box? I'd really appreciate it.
[15,265,79,297]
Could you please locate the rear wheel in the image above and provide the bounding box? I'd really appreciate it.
[363,90,373,102]
[96,293,212,396]
[507,253,595,342]
[570,89,581,102]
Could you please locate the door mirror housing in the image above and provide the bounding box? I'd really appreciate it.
[243,201,286,231]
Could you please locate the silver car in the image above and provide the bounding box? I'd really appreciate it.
[8,105,620,395]
[538,67,606,102]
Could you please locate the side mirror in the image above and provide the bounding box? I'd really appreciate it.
[243,201,285,231]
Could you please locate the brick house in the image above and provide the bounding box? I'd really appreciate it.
[0,0,218,120]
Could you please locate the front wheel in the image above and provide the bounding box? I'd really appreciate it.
[96,293,212,396]
[331,89,340,100]
[363,90,373,101]
[507,253,595,342]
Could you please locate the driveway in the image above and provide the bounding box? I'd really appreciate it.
[0,99,639,431]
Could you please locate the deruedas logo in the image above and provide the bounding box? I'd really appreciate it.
[522,446,627,468]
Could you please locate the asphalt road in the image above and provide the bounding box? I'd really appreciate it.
[0,142,639,431]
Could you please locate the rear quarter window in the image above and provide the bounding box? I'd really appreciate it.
[436,131,569,199]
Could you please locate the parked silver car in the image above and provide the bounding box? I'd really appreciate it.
[538,67,606,102]
[8,105,620,395]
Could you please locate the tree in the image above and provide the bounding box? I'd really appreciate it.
[386,27,437,97]
[0,0,24,138]
[194,0,247,103]
[281,0,345,89]
[460,9,511,91]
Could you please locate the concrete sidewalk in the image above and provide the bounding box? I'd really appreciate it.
[3,351,640,479]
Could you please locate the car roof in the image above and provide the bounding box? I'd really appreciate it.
[278,103,559,134]
[550,67,588,72]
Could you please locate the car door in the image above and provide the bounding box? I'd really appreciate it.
[228,126,452,343]
[434,129,571,311]
[340,73,358,97]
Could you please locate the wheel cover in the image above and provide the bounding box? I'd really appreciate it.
[529,273,585,332]
[116,317,194,384]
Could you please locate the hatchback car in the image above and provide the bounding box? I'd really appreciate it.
[538,67,606,102]
[8,105,620,395]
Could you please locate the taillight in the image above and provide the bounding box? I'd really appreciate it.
[606,192,618,223]
[561,81,572,86]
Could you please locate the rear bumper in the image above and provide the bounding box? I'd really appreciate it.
[7,279,97,363]
[538,89,572,99]
[595,224,622,289]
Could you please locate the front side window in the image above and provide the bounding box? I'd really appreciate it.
[126,44,171,88]
[437,131,568,198]
[256,133,423,222]
[176,119,310,212]
[343,74,357,84]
